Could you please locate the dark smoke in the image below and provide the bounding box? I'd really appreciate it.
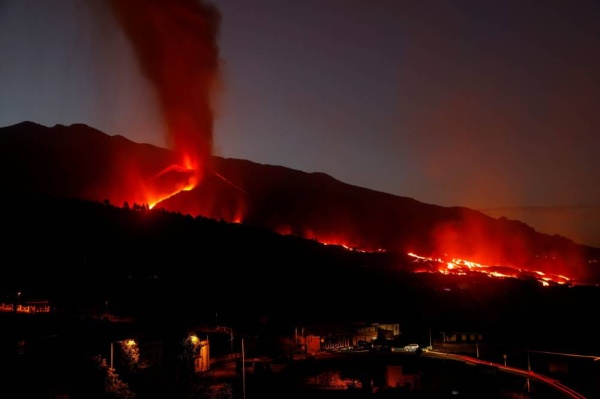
[109,0,221,182]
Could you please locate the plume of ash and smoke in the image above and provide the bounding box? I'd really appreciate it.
[109,0,221,184]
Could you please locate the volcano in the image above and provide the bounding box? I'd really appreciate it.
[1,121,599,285]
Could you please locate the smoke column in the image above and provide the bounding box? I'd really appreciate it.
[109,0,221,184]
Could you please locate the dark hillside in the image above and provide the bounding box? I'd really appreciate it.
[3,193,600,355]
[2,122,597,283]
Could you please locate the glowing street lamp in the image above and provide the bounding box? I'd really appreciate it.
[184,333,201,359]
[183,333,210,373]
[111,339,138,370]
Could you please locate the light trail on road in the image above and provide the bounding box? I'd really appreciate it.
[424,350,587,399]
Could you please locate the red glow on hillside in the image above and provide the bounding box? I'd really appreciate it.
[94,160,595,286]
[273,225,293,236]
[148,171,593,285]
[406,252,574,286]
[145,164,197,208]
[424,208,590,283]
[302,229,361,250]
[270,225,381,252]
[305,232,383,253]
[94,159,198,209]
[150,170,248,224]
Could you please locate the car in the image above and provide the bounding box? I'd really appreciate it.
[404,343,420,352]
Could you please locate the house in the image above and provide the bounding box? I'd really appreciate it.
[435,331,490,356]
[19,300,51,313]
[355,322,401,348]
[385,364,422,390]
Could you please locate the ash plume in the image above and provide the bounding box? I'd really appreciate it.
[109,0,222,183]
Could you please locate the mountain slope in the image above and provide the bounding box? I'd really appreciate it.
[3,188,600,359]
[1,121,599,284]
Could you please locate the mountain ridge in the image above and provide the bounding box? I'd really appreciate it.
[1,121,599,285]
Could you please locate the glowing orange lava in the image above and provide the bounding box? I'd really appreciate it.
[406,252,574,286]
[269,223,579,286]
[144,163,198,208]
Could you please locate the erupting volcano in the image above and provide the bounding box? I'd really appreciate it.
[1,1,599,289]
[109,0,222,207]
[2,119,600,287]
[102,1,600,284]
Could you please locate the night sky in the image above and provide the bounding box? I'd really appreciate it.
[0,0,599,248]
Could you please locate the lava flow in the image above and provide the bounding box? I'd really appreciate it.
[406,252,574,286]
[270,224,579,286]
[144,164,197,209]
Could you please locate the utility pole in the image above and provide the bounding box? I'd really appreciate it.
[428,327,432,349]
[241,338,246,399]
[527,350,531,393]
[14,291,21,312]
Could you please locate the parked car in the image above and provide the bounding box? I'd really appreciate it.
[404,343,420,352]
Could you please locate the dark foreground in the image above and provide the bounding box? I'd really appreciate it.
[1,310,599,398]
[210,351,588,399]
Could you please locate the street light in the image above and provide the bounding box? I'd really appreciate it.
[111,339,137,370]
[183,333,210,373]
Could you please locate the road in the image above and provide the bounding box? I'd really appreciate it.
[424,350,587,399]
